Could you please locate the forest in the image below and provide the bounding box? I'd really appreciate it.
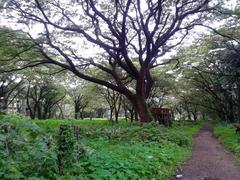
[0,0,240,179]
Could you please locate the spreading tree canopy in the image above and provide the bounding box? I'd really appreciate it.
[1,0,216,122]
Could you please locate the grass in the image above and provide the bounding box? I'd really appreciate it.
[0,114,202,179]
[34,118,112,129]
[213,122,240,161]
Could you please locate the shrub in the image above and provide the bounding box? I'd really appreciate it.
[57,125,75,175]
[0,114,58,179]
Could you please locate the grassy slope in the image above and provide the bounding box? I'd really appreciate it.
[213,123,240,161]
[0,115,202,179]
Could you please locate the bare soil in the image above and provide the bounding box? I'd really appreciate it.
[178,125,240,180]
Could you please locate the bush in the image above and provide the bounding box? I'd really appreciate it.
[57,125,75,175]
[0,115,4,120]
[0,114,58,179]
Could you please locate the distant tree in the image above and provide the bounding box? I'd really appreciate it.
[122,97,135,122]
[98,86,122,123]
[0,74,24,114]
[25,77,65,119]
[73,94,89,119]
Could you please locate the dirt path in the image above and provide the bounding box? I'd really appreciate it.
[179,125,240,180]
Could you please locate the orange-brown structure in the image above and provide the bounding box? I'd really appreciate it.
[151,108,171,126]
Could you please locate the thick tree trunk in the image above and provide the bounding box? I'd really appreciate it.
[124,66,154,123]
[130,95,152,123]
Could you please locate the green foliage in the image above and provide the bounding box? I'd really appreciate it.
[84,125,192,147]
[0,27,42,71]
[57,125,75,175]
[213,123,240,161]
[0,115,201,179]
[80,142,189,180]
[34,118,113,132]
[0,114,58,179]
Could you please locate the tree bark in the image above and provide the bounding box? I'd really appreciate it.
[109,108,113,123]
[80,111,84,120]
[74,105,80,119]
[114,95,122,123]
[129,95,152,123]
[123,66,154,123]
[130,110,134,122]
[124,107,128,121]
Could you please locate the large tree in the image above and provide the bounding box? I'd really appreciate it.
[2,0,214,122]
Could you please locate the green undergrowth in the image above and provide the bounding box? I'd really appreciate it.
[213,122,240,161]
[0,115,4,120]
[0,114,201,179]
[33,118,111,130]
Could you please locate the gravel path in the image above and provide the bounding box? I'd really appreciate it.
[179,125,240,180]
